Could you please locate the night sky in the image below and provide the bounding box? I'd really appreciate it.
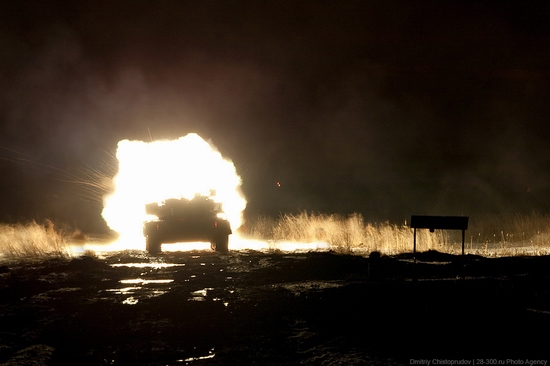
[1,1,549,233]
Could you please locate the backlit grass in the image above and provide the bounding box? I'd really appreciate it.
[0,220,72,260]
[2,212,550,259]
[239,212,550,256]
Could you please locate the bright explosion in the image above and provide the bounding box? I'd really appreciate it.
[101,134,247,249]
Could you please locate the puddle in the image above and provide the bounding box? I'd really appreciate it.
[101,278,174,304]
[180,349,215,362]
[110,263,185,269]
[105,286,142,294]
[278,281,344,296]
[189,287,215,301]
[122,296,139,305]
[31,287,83,302]
[120,279,174,285]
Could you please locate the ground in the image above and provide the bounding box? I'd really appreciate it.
[0,249,549,365]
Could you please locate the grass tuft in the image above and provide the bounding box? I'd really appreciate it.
[0,220,72,260]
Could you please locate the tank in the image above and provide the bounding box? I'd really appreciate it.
[143,194,232,254]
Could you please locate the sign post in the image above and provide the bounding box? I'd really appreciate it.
[410,215,469,280]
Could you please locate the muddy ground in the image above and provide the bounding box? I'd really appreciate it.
[0,249,549,365]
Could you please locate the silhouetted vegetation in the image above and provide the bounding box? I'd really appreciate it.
[240,212,550,256]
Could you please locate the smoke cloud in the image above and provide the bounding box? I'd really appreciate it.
[1,1,549,231]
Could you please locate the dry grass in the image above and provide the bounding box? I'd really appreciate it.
[2,212,550,260]
[0,220,72,260]
[464,212,550,257]
[240,211,550,256]
[240,212,446,254]
[468,212,550,244]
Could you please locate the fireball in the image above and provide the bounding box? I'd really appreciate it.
[101,134,247,248]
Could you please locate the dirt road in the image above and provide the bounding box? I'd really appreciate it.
[0,250,549,365]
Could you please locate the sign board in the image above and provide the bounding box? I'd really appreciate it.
[410,215,469,232]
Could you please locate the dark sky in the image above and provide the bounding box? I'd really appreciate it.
[1,0,549,232]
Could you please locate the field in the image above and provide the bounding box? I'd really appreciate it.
[238,212,550,256]
[0,214,549,364]
[2,212,550,260]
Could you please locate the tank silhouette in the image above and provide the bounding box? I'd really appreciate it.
[143,194,231,254]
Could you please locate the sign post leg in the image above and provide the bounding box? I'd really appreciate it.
[461,228,465,280]
[413,227,417,281]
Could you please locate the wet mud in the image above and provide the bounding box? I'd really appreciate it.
[0,250,549,365]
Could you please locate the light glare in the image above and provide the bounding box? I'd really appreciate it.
[101,134,246,247]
